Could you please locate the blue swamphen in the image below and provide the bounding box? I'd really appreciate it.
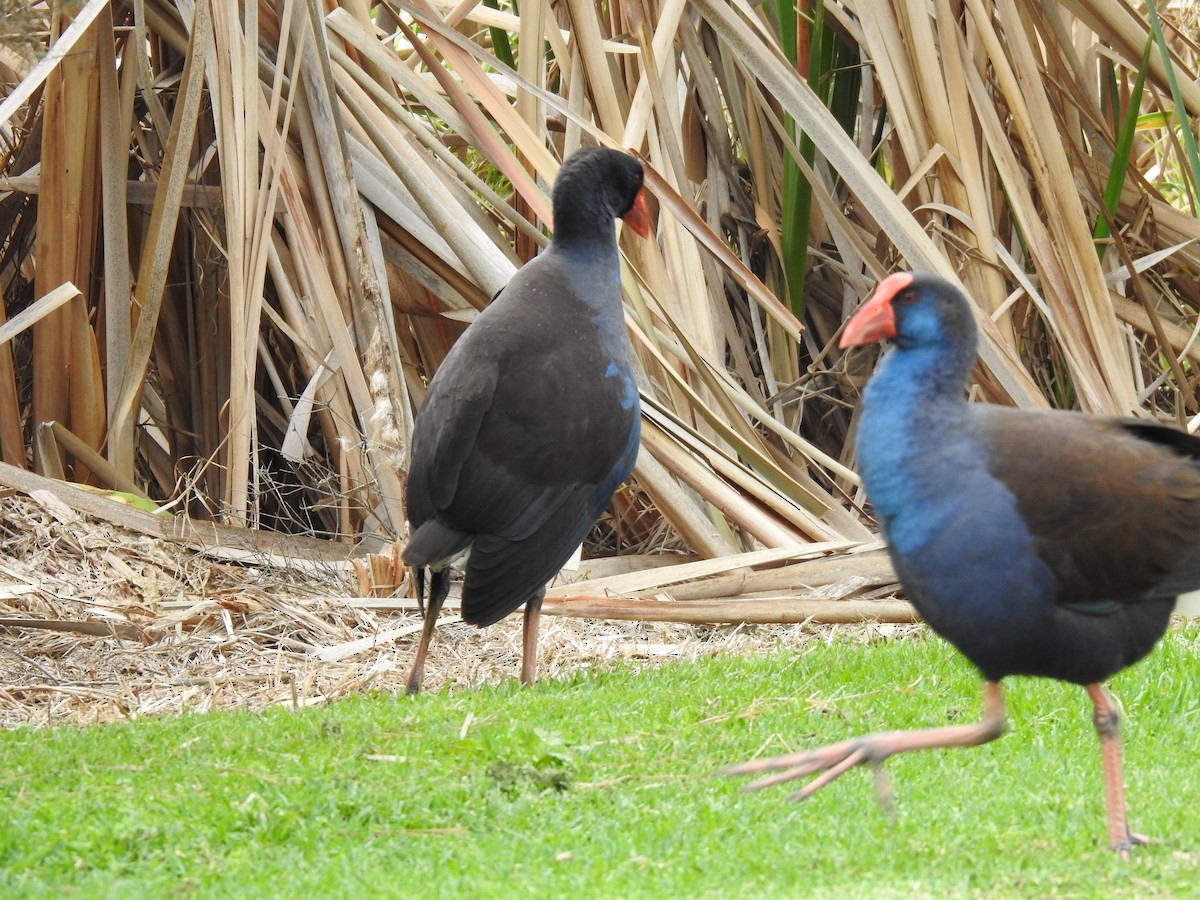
[402,148,651,695]
[725,271,1200,855]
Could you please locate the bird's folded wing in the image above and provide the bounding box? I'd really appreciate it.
[971,406,1200,608]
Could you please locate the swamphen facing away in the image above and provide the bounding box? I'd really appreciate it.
[402,147,651,695]
[724,271,1200,856]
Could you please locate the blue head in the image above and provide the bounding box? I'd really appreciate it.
[550,148,651,247]
[840,272,979,390]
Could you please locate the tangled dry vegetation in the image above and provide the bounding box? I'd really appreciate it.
[0,473,912,727]
[2,1,1200,725]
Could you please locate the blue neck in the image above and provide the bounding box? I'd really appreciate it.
[859,344,970,445]
[539,236,639,422]
[856,345,977,554]
[549,237,631,360]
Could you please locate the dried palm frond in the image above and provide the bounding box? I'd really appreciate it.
[0,0,1197,577]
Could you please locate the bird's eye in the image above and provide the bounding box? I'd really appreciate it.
[898,291,917,305]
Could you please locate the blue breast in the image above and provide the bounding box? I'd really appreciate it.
[856,346,1058,654]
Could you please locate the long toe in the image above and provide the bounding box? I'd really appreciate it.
[721,738,880,799]
[719,736,867,778]
[721,696,1005,804]
[1114,830,1151,860]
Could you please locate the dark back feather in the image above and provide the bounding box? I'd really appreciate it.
[403,148,645,625]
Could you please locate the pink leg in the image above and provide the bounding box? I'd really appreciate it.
[723,681,1006,802]
[520,594,543,686]
[1086,683,1149,858]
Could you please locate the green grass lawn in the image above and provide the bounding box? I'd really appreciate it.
[2,625,1198,898]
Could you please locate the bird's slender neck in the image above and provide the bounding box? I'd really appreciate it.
[543,233,623,316]
[855,341,977,549]
[547,238,622,298]
[866,339,974,412]
[550,194,622,249]
[549,225,620,259]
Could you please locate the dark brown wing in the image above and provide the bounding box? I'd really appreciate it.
[970,406,1200,610]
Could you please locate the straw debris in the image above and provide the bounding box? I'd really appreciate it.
[0,481,910,728]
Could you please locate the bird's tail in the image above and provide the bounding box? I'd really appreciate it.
[404,521,470,615]
[403,520,471,569]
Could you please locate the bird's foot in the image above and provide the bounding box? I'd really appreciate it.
[719,734,896,803]
[721,687,1005,806]
[1113,830,1150,861]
